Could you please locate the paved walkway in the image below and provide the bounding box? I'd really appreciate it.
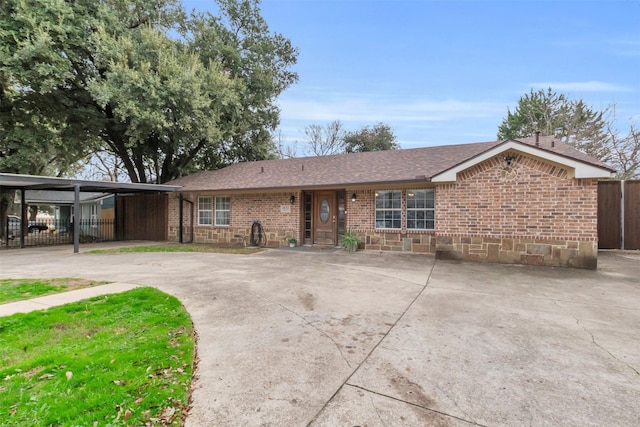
[1,245,639,426]
[0,282,140,317]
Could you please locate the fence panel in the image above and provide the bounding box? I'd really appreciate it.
[3,218,116,248]
[624,180,640,250]
[598,181,622,249]
[116,194,168,241]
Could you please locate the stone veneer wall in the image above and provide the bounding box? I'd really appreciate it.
[168,192,301,248]
[168,151,599,268]
[345,188,437,253]
[434,152,598,269]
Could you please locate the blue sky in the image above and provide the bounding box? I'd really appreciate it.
[185,0,640,152]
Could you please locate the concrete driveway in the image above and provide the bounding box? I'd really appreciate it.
[0,245,638,426]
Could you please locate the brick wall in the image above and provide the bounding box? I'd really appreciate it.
[345,188,437,253]
[435,152,598,269]
[167,151,599,269]
[168,192,301,247]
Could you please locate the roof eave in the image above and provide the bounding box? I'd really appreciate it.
[0,173,181,193]
[431,140,616,182]
[177,178,433,193]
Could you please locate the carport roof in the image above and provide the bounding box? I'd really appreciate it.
[0,173,181,193]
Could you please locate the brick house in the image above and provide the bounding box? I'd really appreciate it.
[167,135,614,269]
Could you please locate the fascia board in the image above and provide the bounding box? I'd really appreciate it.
[431,141,615,182]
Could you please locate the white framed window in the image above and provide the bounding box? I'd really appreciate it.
[375,190,402,229]
[215,196,230,226]
[198,196,213,226]
[406,189,435,230]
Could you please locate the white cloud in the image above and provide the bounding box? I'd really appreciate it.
[609,38,640,57]
[530,81,631,93]
[277,96,505,124]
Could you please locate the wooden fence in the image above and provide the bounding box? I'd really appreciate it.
[598,180,640,250]
[116,193,168,241]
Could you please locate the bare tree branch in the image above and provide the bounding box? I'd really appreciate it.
[303,121,345,156]
[603,105,640,179]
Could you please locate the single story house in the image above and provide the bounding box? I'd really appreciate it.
[21,190,115,238]
[167,135,615,269]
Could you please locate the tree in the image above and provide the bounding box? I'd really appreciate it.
[602,107,640,179]
[76,151,128,182]
[343,122,399,153]
[303,121,346,156]
[497,89,640,178]
[0,0,298,184]
[497,88,608,160]
[274,129,298,159]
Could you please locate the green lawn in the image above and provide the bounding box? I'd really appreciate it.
[0,278,107,304]
[86,243,262,254]
[0,287,194,426]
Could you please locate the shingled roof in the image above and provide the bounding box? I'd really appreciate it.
[169,137,614,192]
[514,135,612,169]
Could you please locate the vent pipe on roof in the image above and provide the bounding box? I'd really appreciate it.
[535,131,540,145]
[260,166,264,173]
[551,139,555,148]
[302,163,304,171]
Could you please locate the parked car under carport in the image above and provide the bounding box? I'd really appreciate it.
[6,215,49,239]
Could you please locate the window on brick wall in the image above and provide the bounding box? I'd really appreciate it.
[375,190,402,229]
[198,196,213,226]
[215,196,230,226]
[406,189,435,230]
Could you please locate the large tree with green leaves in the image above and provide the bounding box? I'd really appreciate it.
[497,88,608,160]
[0,0,298,184]
[343,122,399,153]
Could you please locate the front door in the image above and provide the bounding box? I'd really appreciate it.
[314,191,336,245]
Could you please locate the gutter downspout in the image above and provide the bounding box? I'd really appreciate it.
[179,194,184,244]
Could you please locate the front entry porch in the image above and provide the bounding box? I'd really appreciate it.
[302,190,346,246]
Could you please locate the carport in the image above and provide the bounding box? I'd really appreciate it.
[0,173,180,252]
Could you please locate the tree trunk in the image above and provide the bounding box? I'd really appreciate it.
[29,205,38,221]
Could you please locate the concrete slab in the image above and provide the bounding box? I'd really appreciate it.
[333,255,640,426]
[0,246,638,426]
[0,282,140,316]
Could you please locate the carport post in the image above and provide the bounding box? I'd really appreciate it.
[20,189,26,248]
[73,184,80,253]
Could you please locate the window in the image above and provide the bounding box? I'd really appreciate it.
[215,196,230,226]
[375,190,402,229]
[406,189,435,230]
[198,197,213,225]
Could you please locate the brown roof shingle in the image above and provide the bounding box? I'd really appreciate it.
[514,135,613,170]
[169,138,613,192]
[169,140,500,192]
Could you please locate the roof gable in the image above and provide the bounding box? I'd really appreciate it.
[432,136,615,182]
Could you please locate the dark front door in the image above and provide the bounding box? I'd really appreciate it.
[314,191,336,245]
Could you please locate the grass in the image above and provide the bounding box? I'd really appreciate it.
[0,278,108,304]
[86,243,262,255]
[0,287,194,426]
